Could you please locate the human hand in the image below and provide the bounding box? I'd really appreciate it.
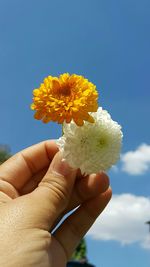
[0,140,112,267]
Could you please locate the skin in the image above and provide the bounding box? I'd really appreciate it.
[0,140,112,267]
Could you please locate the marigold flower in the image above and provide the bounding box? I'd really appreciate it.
[57,107,123,175]
[31,73,98,126]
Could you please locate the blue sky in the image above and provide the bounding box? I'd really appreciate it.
[0,0,150,266]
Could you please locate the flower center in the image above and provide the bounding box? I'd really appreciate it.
[97,136,107,148]
[52,79,72,96]
[60,86,71,96]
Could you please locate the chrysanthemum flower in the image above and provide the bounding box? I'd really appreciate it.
[31,73,98,126]
[57,107,123,175]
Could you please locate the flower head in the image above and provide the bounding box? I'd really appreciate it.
[57,107,123,175]
[31,73,98,126]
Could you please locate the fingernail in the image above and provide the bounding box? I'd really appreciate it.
[50,152,75,177]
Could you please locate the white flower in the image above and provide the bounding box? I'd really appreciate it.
[57,107,123,175]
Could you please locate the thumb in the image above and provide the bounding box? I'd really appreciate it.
[31,152,77,230]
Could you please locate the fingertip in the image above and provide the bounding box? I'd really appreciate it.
[44,140,59,159]
[99,172,110,192]
[49,152,76,178]
[101,186,112,207]
[89,172,110,194]
[107,186,112,200]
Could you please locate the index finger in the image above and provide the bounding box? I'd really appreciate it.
[0,140,58,190]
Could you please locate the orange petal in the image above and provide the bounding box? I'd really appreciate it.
[34,111,44,120]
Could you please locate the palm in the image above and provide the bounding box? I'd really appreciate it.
[0,183,67,267]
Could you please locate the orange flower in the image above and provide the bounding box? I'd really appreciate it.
[31,73,98,126]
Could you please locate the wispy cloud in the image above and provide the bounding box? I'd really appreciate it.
[88,194,150,250]
[121,143,150,175]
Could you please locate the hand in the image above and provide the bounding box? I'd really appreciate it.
[0,140,112,267]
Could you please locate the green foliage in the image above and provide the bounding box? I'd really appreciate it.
[71,238,87,262]
[0,145,11,164]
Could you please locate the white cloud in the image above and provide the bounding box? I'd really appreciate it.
[88,194,150,250]
[121,143,150,175]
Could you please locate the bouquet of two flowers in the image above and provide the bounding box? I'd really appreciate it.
[31,73,123,175]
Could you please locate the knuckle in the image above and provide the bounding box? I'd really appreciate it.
[39,175,70,205]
